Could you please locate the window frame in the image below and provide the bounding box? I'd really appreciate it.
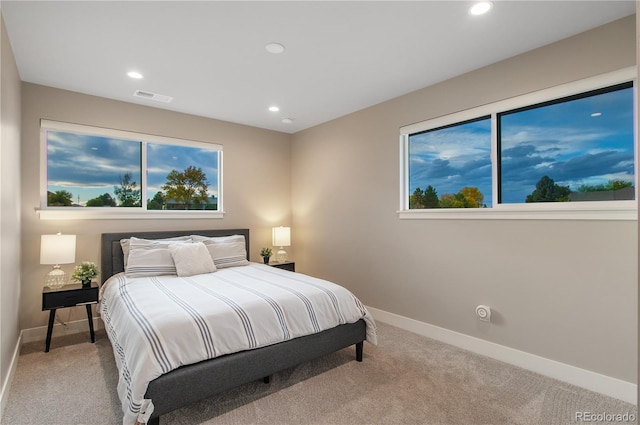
[398,67,637,221]
[38,120,224,220]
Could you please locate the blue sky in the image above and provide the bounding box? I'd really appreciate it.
[499,86,634,203]
[409,118,493,206]
[146,142,218,198]
[409,85,634,206]
[47,131,219,206]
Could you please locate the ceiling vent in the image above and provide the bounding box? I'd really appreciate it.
[133,90,173,103]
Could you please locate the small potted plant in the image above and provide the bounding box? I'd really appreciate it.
[72,261,100,288]
[260,247,273,264]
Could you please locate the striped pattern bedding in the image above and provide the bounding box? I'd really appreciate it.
[98,263,377,425]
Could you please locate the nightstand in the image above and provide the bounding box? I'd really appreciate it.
[269,261,295,272]
[42,282,99,352]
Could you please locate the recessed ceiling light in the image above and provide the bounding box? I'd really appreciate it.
[469,2,493,16]
[281,118,293,124]
[269,105,280,112]
[265,42,286,54]
[127,71,143,79]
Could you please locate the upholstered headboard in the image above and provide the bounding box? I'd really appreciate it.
[100,229,250,283]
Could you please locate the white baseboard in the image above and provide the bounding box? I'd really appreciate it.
[367,306,637,405]
[0,331,22,420]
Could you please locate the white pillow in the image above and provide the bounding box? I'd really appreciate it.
[121,235,192,267]
[191,234,249,269]
[169,242,217,277]
[125,238,191,278]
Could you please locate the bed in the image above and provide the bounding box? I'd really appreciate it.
[99,229,377,425]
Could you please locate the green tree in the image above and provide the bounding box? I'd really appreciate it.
[608,180,633,191]
[577,180,633,192]
[147,191,165,210]
[411,185,484,209]
[438,187,484,208]
[424,185,440,208]
[409,185,439,209]
[162,166,209,209]
[47,190,73,206]
[114,173,141,207]
[409,187,425,209]
[439,193,463,208]
[526,175,570,203]
[86,193,116,207]
[459,187,484,208]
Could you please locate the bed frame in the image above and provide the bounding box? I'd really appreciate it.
[101,229,367,425]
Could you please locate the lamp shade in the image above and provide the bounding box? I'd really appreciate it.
[40,233,76,265]
[272,226,291,247]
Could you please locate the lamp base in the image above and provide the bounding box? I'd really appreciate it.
[44,266,66,289]
[276,248,287,263]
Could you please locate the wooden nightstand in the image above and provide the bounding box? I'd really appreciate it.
[42,282,99,352]
[269,261,295,272]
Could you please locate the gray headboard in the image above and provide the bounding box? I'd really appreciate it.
[100,229,250,283]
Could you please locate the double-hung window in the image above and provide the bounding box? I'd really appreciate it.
[39,120,223,219]
[399,67,636,220]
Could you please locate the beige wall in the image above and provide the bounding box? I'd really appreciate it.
[0,12,22,410]
[292,15,638,383]
[20,83,292,330]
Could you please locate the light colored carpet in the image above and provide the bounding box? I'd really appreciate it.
[1,322,636,425]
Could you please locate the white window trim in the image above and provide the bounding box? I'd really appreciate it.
[398,67,637,221]
[38,120,224,220]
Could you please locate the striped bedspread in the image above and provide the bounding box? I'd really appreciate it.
[98,263,377,425]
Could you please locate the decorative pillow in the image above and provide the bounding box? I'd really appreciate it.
[191,234,249,269]
[125,238,191,278]
[169,242,217,277]
[121,235,192,267]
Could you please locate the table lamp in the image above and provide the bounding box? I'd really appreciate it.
[40,233,76,289]
[272,226,291,262]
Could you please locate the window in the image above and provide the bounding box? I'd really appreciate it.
[499,82,634,205]
[40,120,223,219]
[399,67,636,220]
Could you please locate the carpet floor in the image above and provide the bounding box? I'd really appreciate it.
[1,322,636,425]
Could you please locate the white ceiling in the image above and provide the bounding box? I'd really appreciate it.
[1,1,636,134]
